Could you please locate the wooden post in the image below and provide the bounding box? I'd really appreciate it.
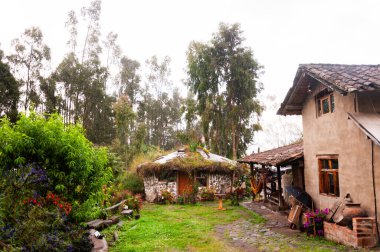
[263,167,268,203]
[277,166,284,209]
[250,163,255,201]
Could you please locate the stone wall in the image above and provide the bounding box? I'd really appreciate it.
[208,173,232,194]
[144,172,233,202]
[143,175,177,202]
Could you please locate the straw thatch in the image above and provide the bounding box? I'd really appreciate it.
[137,147,247,177]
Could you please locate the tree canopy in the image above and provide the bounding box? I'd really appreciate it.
[186,23,263,159]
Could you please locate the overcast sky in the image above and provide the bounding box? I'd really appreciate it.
[1,0,380,151]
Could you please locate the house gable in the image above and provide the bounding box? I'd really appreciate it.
[278,64,380,115]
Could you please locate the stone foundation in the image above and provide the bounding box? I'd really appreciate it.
[143,176,177,202]
[323,217,377,248]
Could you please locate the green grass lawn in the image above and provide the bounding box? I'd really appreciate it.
[103,201,265,252]
[103,202,349,252]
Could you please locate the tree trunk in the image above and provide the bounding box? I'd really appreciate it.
[232,123,237,160]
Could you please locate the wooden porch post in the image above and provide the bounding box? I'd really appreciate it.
[277,166,284,209]
[250,163,254,176]
[250,163,255,202]
[263,166,268,203]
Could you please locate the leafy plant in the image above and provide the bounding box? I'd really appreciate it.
[121,172,145,195]
[200,187,215,201]
[304,208,329,236]
[181,182,199,204]
[0,112,115,250]
[0,112,112,221]
[159,190,175,204]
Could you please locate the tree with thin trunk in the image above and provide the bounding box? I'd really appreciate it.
[7,27,51,112]
[186,23,263,159]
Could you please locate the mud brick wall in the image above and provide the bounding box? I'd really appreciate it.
[323,217,377,248]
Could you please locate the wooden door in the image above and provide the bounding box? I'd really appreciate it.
[178,171,193,195]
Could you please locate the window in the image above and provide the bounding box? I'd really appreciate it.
[195,172,207,187]
[317,93,335,116]
[318,158,339,196]
[157,170,176,182]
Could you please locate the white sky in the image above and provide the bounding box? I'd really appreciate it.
[1,0,380,152]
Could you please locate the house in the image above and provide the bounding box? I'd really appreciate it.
[137,147,245,202]
[238,141,304,210]
[278,64,380,231]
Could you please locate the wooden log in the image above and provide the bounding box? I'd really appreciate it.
[104,200,126,211]
[86,216,120,230]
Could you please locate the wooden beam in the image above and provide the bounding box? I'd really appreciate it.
[285,104,303,111]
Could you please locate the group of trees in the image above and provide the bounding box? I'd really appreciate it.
[0,0,264,161]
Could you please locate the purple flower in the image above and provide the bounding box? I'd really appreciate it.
[317,230,324,236]
[304,221,310,228]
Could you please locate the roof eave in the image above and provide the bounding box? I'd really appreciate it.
[278,66,349,116]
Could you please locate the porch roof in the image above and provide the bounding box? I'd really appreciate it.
[238,142,303,167]
[348,112,380,146]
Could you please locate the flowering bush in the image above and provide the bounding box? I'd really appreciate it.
[23,192,72,216]
[0,113,114,250]
[304,208,329,224]
[304,208,329,236]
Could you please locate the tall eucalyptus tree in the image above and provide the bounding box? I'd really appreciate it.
[187,23,263,159]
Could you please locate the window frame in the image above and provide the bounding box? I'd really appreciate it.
[195,172,208,187]
[316,92,335,117]
[318,157,339,197]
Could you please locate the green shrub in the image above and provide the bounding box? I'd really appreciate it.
[200,188,215,201]
[0,112,114,250]
[159,190,175,204]
[121,172,145,195]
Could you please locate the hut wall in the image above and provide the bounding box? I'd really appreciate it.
[208,174,232,194]
[302,89,380,228]
[143,175,177,202]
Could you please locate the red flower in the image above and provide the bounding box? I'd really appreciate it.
[33,199,37,204]
[59,204,63,208]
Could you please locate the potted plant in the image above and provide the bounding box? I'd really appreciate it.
[304,208,329,236]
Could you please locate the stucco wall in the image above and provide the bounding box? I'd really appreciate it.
[302,87,380,225]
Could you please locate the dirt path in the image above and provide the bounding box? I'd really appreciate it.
[214,201,358,252]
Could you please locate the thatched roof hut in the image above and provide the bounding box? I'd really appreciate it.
[137,147,245,176]
[137,147,246,202]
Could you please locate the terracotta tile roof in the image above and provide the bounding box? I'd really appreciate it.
[278,64,380,115]
[238,142,303,166]
[300,64,380,92]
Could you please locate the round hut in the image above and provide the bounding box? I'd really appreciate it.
[137,147,246,202]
